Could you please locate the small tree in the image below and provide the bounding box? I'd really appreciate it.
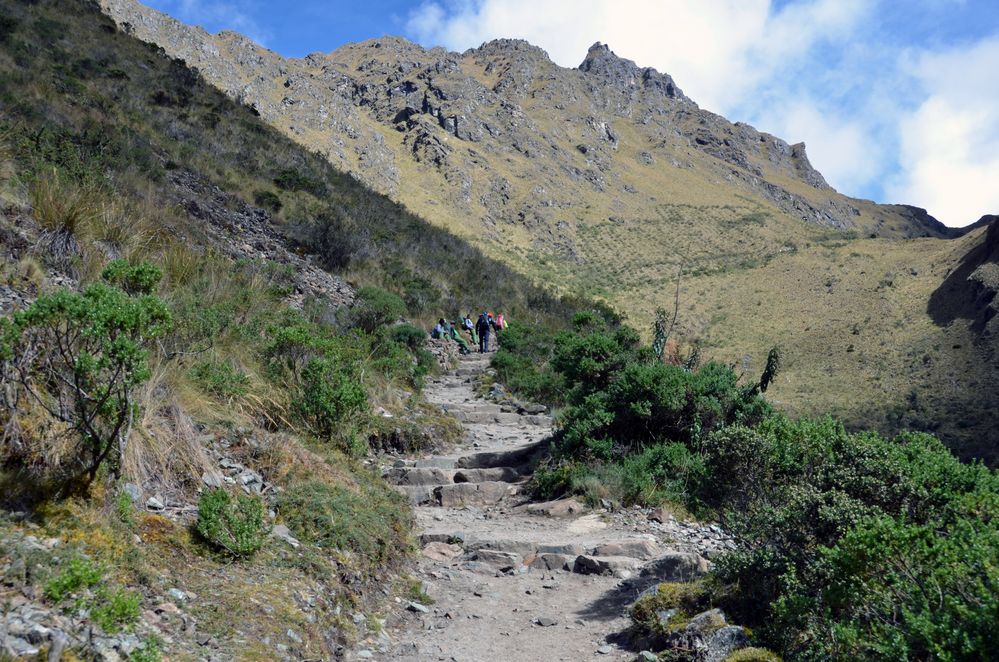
[0,260,171,484]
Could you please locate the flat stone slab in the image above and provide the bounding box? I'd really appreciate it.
[525,498,587,518]
[413,457,458,470]
[453,467,521,483]
[462,537,538,556]
[590,539,662,560]
[573,555,642,578]
[433,481,515,507]
[473,549,523,566]
[393,484,434,506]
[528,553,575,572]
[385,467,454,485]
[422,542,464,562]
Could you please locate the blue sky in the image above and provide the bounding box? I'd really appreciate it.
[144,0,999,227]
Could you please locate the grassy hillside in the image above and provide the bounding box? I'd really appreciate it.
[0,0,589,658]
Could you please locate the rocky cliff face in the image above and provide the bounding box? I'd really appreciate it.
[100,0,955,260]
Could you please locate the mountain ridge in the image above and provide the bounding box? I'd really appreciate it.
[100,0,969,238]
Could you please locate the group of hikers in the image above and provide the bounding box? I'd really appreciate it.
[431,312,506,354]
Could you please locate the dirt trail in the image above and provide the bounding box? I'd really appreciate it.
[375,352,720,662]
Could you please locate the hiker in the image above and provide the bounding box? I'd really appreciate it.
[495,313,506,334]
[476,312,491,353]
[448,320,471,354]
[431,318,446,339]
[463,313,478,344]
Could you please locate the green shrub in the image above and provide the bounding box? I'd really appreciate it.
[0,262,171,483]
[273,168,324,195]
[530,461,587,501]
[295,356,367,438]
[190,359,251,400]
[348,286,406,333]
[618,442,707,506]
[90,585,140,632]
[279,480,410,569]
[130,638,163,662]
[43,557,102,602]
[253,189,282,213]
[100,259,162,296]
[195,489,267,557]
[797,509,999,661]
[401,275,440,313]
[389,323,427,351]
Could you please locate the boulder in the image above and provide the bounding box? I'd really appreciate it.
[573,555,641,577]
[526,498,586,518]
[528,553,574,571]
[473,549,523,567]
[452,467,520,483]
[421,542,463,562]
[590,539,661,560]
[640,552,711,582]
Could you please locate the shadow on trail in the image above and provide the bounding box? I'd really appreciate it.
[576,574,660,623]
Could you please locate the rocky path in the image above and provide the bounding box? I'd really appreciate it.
[377,353,729,662]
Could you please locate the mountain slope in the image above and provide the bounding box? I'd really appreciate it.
[97,0,998,462]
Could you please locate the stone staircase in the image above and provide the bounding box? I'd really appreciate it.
[379,351,745,661]
[383,354,709,581]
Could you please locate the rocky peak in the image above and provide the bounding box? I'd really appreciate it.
[470,38,554,63]
[578,42,684,99]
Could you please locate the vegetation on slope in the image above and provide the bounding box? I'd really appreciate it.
[499,316,998,660]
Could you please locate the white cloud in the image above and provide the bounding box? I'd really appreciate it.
[887,37,999,225]
[405,0,869,115]
[775,103,885,194]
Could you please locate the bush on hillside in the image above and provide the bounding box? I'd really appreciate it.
[195,488,268,557]
[709,422,999,659]
[389,323,427,351]
[278,480,411,569]
[347,286,406,333]
[295,357,367,439]
[189,359,251,401]
[0,261,171,484]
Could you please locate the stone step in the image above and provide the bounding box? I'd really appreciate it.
[432,481,517,507]
[418,533,661,562]
[453,467,521,483]
[442,402,504,415]
[454,411,552,427]
[589,539,662,560]
[573,554,643,578]
[414,457,457,470]
[384,467,455,486]
[393,484,434,506]
[457,441,545,470]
